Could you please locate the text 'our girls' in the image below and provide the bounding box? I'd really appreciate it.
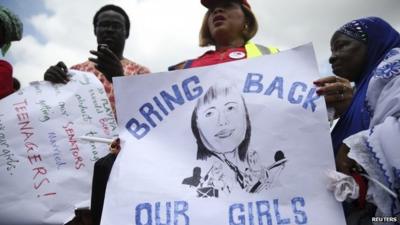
[134,197,307,225]
[126,74,320,140]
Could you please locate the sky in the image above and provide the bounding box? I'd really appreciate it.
[2,0,400,87]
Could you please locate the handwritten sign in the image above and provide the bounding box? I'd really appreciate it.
[101,44,346,225]
[0,70,118,224]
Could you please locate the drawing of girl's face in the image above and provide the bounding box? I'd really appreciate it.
[197,90,246,154]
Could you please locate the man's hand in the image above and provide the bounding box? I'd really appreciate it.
[44,61,69,84]
[314,76,353,118]
[89,45,123,83]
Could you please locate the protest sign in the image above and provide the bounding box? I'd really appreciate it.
[102,44,345,225]
[0,70,118,224]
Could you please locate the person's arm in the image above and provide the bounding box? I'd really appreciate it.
[91,153,117,225]
[91,138,120,225]
[335,144,357,175]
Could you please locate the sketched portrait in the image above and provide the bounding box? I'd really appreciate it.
[191,83,251,162]
[182,83,287,197]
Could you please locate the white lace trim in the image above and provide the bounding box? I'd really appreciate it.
[344,131,393,215]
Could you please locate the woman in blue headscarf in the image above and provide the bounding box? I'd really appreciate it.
[333,18,400,155]
[319,17,400,222]
[316,17,400,155]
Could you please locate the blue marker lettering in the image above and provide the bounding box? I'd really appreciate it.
[248,202,255,225]
[174,201,189,225]
[274,199,290,225]
[288,82,307,104]
[243,73,264,93]
[229,203,245,225]
[291,197,307,224]
[156,202,171,225]
[257,200,272,225]
[153,96,169,116]
[264,76,283,99]
[160,85,185,111]
[126,118,150,139]
[302,88,320,112]
[140,103,163,127]
[136,202,152,225]
[183,76,203,100]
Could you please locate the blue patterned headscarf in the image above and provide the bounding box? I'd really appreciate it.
[331,17,400,154]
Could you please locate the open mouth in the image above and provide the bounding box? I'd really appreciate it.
[215,129,235,138]
[213,15,226,24]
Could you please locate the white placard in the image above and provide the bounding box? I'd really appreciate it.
[102,44,345,225]
[0,70,118,224]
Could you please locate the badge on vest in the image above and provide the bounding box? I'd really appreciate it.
[229,51,246,59]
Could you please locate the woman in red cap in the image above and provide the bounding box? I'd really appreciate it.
[104,0,279,220]
[169,0,278,70]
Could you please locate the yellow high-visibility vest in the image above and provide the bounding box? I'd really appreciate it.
[245,42,279,58]
[169,42,279,70]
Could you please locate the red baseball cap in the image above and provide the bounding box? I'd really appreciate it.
[201,0,251,9]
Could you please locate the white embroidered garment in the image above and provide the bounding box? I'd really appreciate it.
[344,47,400,217]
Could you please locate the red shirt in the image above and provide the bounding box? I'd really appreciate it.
[0,60,13,99]
[190,47,246,68]
[71,59,150,115]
